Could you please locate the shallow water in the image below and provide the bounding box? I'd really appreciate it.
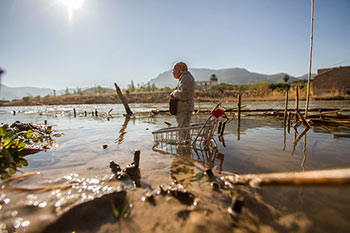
[0,101,350,233]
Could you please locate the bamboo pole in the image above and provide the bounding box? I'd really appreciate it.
[305,0,315,119]
[237,94,241,121]
[296,109,311,128]
[224,168,350,186]
[197,97,201,113]
[114,83,133,116]
[295,86,299,122]
[295,86,299,110]
[283,89,289,126]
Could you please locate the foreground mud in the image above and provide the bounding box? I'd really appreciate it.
[1,154,313,233]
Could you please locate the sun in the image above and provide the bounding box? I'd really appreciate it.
[60,0,85,21]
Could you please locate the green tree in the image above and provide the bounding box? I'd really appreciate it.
[130,80,135,92]
[64,88,70,96]
[76,87,83,95]
[283,75,290,83]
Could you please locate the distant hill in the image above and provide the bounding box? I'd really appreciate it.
[0,84,53,101]
[150,67,314,88]
[0,85,76,101]
[1,67,315,100]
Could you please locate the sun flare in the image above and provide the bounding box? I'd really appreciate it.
[60,0,85,21]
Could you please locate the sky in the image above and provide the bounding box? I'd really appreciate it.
[0,0,349,90]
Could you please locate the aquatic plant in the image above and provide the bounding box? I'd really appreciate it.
[0,124,29,178]
[0,122,54,179]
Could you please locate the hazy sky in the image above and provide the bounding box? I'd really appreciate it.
[0,0,349,89]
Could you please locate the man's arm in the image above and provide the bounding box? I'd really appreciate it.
[171,76,194,101]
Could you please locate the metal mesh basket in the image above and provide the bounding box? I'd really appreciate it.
[152,117,219,146]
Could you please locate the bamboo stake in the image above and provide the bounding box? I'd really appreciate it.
[296,109,311,128]
[237,94,241,121]
[283,89,289,126]
[224,168,350,186]
[295,86,299,110]
[295,86,299,122]
[197,97,201,113]
[305,0,315,119]
[114,83,133,116]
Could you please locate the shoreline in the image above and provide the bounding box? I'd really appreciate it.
[1,90,349,106]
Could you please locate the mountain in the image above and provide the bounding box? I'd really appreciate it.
[1,67,315,101]
[0,84,53,101]
[0,85,76,101]
[150,67,314,88]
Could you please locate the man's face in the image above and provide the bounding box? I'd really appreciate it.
[172,66,181,79]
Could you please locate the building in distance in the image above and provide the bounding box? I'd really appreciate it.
[312,66,350,96]
[195,74,218,89]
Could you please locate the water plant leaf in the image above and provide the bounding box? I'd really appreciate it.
[5,131,14,139]
[0,127,4,137]
[8,166,16,175]
[110,198,120,219]
[2,124,8,131]
[26,130,34,139]
[17,141,26,151]
[19,158,28,166]
[4,137,12,148]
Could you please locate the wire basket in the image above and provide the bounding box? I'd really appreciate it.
[152,117,219,146]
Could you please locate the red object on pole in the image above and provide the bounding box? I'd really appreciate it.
[212,109,225,118]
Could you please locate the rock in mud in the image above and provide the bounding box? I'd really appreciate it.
[42,191,130,233]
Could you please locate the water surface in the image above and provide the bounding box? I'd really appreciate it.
[0,101,349,232]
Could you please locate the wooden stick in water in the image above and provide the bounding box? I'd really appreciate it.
[114,83,133,116]
[224,168,350,186]
[295,86,299,122]
[237,94,241,121]
[283,89,288,126]
[296,109,311,128]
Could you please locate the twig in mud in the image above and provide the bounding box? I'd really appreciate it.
[2,172,39,184]
[2,184,72,192]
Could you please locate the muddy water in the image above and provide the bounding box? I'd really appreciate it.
[0,101,350,233]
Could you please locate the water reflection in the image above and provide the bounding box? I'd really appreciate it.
[291,127,309,156]
[115,116,130,144]
[237,119,241,141]
[301,134,307,170]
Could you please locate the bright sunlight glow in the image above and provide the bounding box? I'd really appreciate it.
[60,0,85,22]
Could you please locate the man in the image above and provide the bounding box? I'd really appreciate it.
[170,62,195,129]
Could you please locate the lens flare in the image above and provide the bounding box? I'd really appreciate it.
[60,0,85,22]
